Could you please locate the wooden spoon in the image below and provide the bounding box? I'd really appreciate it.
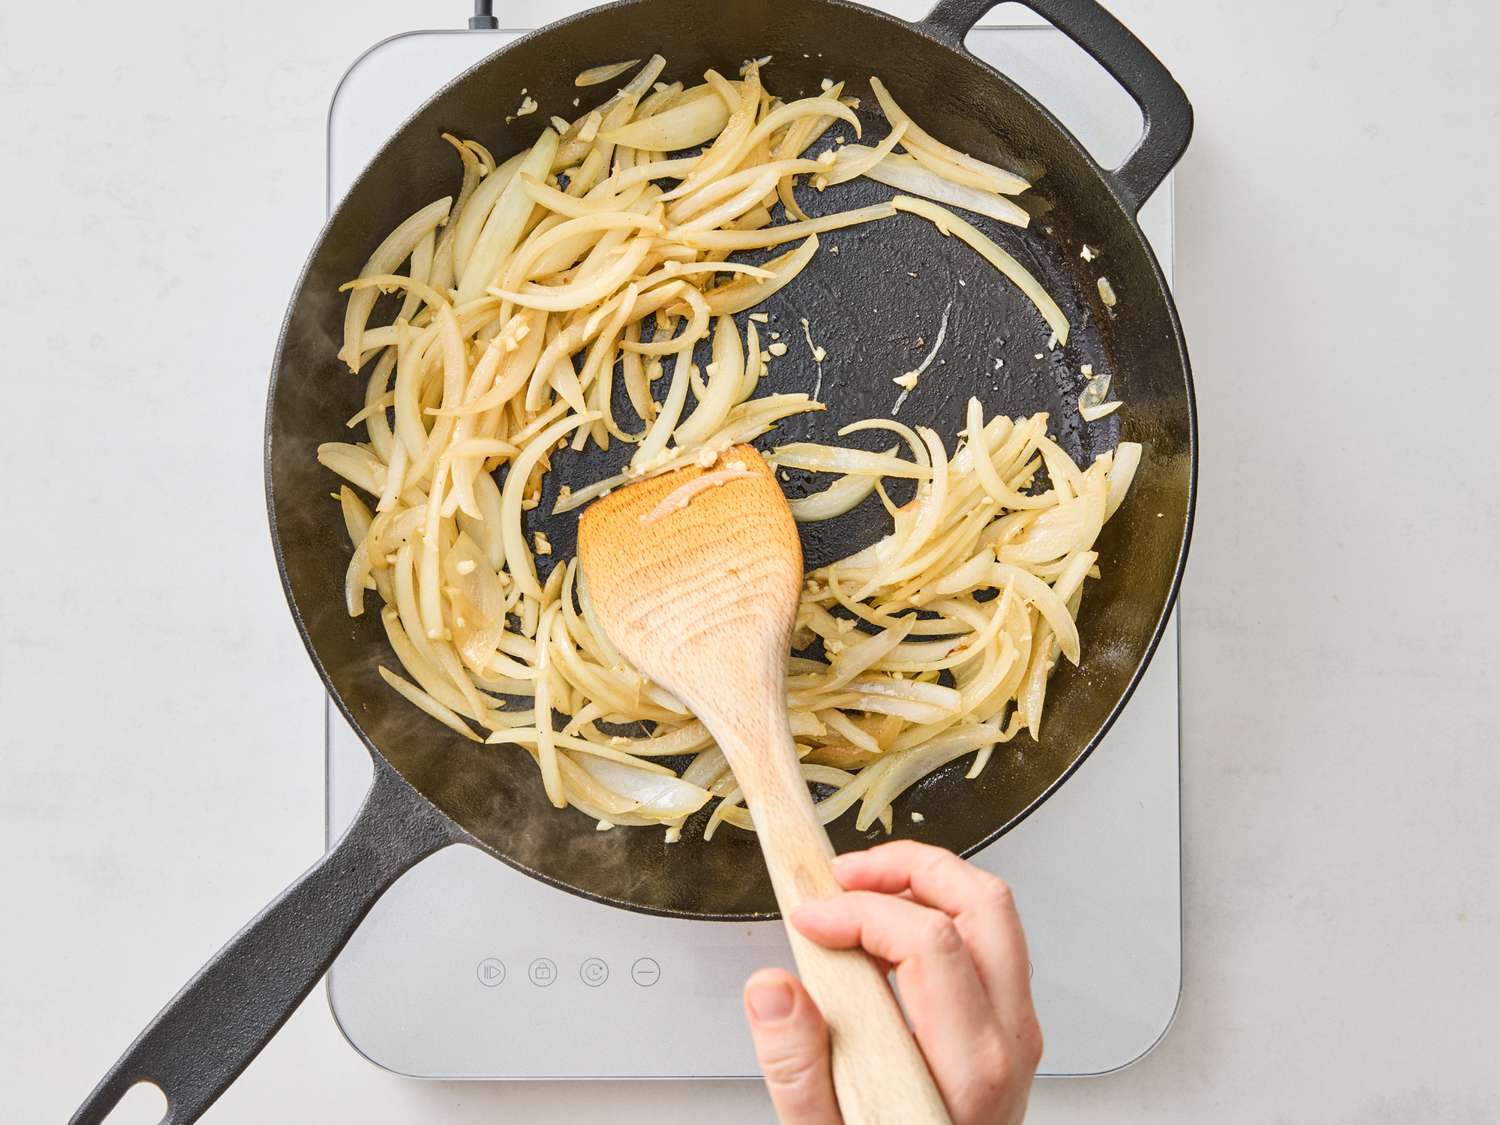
[578,445,949,1125]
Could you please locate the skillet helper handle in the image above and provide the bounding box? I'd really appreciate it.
[920,0,1193,212]
[730,718,951,1125]
[70,760,458,1125]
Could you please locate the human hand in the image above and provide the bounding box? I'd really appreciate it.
[742,841,1042,1125]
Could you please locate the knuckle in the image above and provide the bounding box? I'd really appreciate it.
[1020,1019,1045,1069]
[951,1036,1017,1120]
[978,874,1016,912]
[920,913,965,957]
[982,1034,1017,1087]
[760,1044,829,1094]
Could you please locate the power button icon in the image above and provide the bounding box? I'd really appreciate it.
[579,957,609,987]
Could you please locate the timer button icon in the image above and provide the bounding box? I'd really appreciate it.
[579,957,609,987]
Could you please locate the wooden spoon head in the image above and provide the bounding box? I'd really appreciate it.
[577,445,802,711]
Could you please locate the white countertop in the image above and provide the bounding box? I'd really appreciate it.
[2,1,1496,1122]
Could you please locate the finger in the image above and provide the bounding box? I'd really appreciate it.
[834,842,1034,1020]
[743,969,841,1125]
[791,892,1009,1117]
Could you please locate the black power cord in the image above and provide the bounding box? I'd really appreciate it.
[469,0,498,30]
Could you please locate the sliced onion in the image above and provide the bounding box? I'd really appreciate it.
[339,196,452,370]
[443,532,507,672]
[457,129,561,304]
[1080,399,1122,422]
[999,465,1107,565]
[491,234,655,312]
[574,58,641,87]
[656,67,761,203]
[706,763,869,838]
[501,411,599,598]
[991,562,1084,665]
[604,721,715,758]
[675,203,893,252]
[701,234,819,315]
[670,159,822,225]
[452,151,527,284]
[572,755,711,819]
[768,442,931,479]
[819,123,909,187]
[732,95,861,168]
[485,727,679,776]
[1106,442,1142,521]
[429,135,483,294]
[892,302,951,415]
[673,314,745,446]
[316,442,386,496]
[893,195,1069,346]
[849,150,1030,228]
[603,91,732,151]
[867,77,1030,195]
[788,471,881,522]
[856,724,1003,829]
[344,538,374,617]
[380,605,470,717]
[378,666,482,742]
[824,617,915,691]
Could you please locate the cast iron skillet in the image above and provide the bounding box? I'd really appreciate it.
[74,0,1193,1120]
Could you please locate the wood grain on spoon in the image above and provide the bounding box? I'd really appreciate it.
[578,445,950,1125]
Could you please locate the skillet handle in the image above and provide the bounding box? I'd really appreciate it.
[919,0,1193,212]
[69,758,460,1125]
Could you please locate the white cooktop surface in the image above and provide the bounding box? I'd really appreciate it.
[325,24,1180,1080]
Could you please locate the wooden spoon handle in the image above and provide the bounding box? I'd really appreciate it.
[727,722,952,1125]
[784,928,952,1125]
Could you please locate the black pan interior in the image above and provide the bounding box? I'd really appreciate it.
[268,0,1193,918]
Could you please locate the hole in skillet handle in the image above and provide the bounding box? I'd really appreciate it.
[919,0,1193,215]
[958,3,1145,171]
[96,1081,168,1125]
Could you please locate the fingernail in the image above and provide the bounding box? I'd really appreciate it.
[831,853,855,869]
[747,979,795,1021]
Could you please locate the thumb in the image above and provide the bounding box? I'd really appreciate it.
[744,969,842,1124]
